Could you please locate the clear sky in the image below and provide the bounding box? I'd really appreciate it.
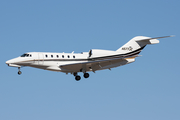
[1,0,180,120]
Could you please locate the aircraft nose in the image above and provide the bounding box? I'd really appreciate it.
[6,60,11,66]
[6,59,14,65]
[6,58,21,68]
[6,60,10,64]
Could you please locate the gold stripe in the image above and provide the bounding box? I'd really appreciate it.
[125,57,136,60]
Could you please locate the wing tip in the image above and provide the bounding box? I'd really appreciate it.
[170,35,175,37]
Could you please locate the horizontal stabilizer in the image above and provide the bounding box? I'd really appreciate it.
[136,35,174,41]
[135,35,174,45]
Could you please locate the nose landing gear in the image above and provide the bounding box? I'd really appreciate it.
[18,67,22,75]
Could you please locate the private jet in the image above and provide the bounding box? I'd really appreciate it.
[6,36,172,81]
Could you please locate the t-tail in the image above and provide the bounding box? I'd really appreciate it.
[116,35,173,57]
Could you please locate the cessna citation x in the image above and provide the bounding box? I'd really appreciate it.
[6,36,172,81]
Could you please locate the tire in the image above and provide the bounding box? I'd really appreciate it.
[75,75,81,81]
[84,73,89,78]
[18,71,22,75]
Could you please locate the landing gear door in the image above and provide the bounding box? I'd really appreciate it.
[38,53,44,64]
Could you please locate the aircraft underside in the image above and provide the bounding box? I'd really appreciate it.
[12,58,135,81]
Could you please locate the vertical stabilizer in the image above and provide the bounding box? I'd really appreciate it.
[116,36,172,54]
[116,36,153,54]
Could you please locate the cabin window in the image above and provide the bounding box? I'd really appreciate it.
[68,55,70,58]
[57,55,59,58]
[73,56,75,58]
[62,55,64,58]
[51,55,53,58]
[45,55,48,58]
[30,54,32,57]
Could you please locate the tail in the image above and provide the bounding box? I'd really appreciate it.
[116,36,173,55]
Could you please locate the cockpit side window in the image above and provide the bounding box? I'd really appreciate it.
[21,54,27,57]
[20,53,31,57]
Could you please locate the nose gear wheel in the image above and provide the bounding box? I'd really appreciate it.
[18,67,22,75]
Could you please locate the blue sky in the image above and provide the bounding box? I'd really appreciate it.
[1,0,180,120]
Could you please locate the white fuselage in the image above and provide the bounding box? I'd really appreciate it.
[6,50,135,73]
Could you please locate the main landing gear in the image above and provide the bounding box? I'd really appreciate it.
[75,75,81,81]
[84,73,89,78]
[18,67,22,75]
[74,72,90,81]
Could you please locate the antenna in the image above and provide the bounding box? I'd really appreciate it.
[89,49,92,57]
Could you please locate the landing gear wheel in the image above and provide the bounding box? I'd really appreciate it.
[75,75,81,81]
[84,73,89,78]
[18,67,22,75]
[18,71,22,75]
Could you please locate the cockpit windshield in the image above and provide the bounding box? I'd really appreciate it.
[20,53,32,57]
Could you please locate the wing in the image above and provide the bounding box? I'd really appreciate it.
[59,55,138,73]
